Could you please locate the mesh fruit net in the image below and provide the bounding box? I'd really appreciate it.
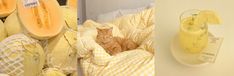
[0,34,38,76]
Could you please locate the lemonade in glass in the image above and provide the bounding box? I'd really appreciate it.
[179,10,208,53]
[179,9,220,53]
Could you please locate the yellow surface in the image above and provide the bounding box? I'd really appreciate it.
[0,20,7,41]
[23,43,45,76]
[4,11,23,36]
[46,30,77,74]
[77,8,155,76]
[61,7,77,31]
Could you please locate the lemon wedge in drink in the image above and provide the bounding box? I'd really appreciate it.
[194,10,221,25]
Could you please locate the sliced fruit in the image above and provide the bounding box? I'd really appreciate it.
[0,20,7,41]
[17,0,64,40]
[46,29,77,74]
[0,0,17,18]
[66,0,77,9]
[194,10,221,25]
[61,6,77,31]
[4,11,23,36]
[0,34,45,76]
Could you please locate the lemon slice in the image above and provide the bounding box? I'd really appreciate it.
[194,10,221,25]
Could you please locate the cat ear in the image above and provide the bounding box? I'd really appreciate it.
[96,27,102,34]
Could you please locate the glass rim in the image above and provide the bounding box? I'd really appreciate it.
[179,9,201,22]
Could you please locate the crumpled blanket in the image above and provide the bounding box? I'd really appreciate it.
[77,7,155,76]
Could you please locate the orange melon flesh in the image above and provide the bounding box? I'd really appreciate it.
[0,0,17,18]
[17,0,64,40]
[67,0,77,9]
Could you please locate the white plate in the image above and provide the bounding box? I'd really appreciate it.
[170,33,214,67]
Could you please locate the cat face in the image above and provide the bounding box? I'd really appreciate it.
[96,27,113,43]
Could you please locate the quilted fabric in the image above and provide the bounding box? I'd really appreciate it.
[77,7,155,76]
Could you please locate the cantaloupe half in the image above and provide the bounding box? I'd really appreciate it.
[17,0,64,40]
[67,0,77,9]
[0,20,7,41]
[0,0,17,18]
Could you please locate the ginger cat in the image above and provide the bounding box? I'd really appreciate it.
[96,27,138,55]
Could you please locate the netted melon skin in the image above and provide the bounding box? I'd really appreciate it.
[0,34,45,76]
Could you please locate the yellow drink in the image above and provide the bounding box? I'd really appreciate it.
[179,16,208,53]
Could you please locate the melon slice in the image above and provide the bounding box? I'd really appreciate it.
[0,0,17,18]
[0,34,45,76]
[17,0,64,40]
[0,20,7,41]
[4,11,23,36]
[46,29,77,74]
